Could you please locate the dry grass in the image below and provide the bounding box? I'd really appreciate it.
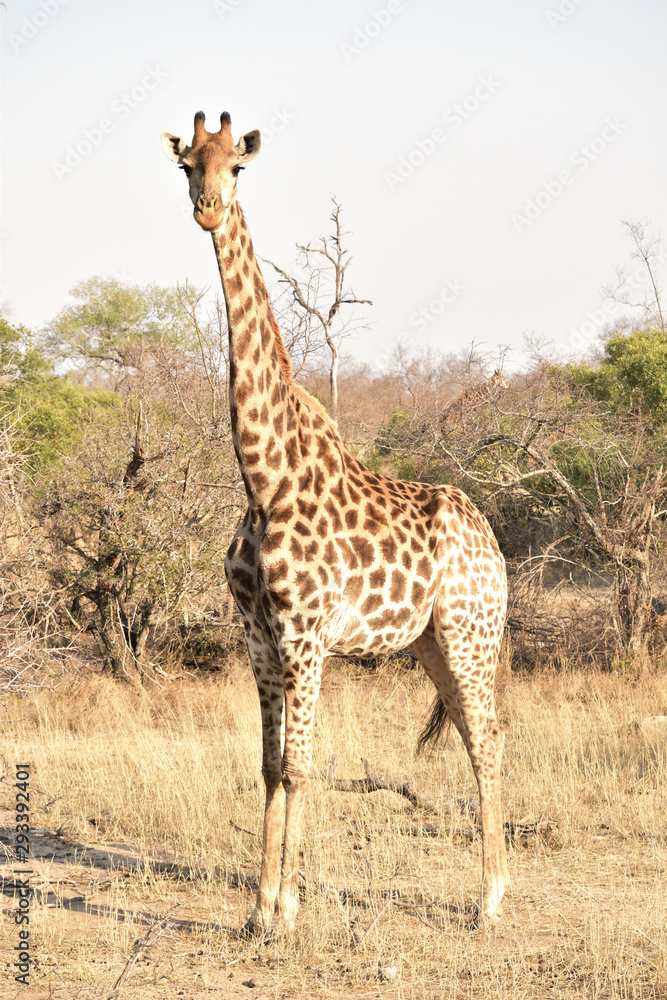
[1,657,666,998]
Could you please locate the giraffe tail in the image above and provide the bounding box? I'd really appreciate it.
[417,696,450,755]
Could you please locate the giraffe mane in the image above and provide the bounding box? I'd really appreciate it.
[291,383,338,430]
[265,294,338,430]
[266,308,295,384]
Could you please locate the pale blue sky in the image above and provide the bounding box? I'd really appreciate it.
[2,0,666,371]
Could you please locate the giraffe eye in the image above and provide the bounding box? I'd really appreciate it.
[179,164,193,178]
[232,165,245,177]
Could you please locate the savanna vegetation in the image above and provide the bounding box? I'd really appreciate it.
[1,215,666,998]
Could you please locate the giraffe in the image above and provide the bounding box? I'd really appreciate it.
[161,111,509,937]
[442,369,509,429]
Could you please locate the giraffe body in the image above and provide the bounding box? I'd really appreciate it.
[162,111,509,936]
[443,369,509,428]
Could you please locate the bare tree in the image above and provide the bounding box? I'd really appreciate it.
[603,219,665,333]
[264,199,372,421]
[377,352,667,659]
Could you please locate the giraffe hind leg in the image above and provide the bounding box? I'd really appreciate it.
[410,627,509,923]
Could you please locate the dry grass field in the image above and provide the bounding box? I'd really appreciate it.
[1,656,666,999]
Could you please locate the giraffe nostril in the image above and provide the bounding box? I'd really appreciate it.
[196,194,220,212]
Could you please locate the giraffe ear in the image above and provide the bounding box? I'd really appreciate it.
[161,132,190,163]
[235,129,261,163]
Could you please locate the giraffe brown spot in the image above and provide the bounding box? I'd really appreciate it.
[363,503,386,534]
[313,467,326,498]
[271,506,292,524]
[401,550,412,570]
[244,451,260,466]
[410,537,423,554]
[262,530,285,554]
[267,559,289,586]
[294,521,311,537]
[259,403,269,426]
[411,581,425,604]
[235,328,252,359]
[390,569,406,602]
[360,593,383,614]
[416,556,432,580]
[290,537,303,560]
[316,436,339,475]
[393,607,411,627]
[239,539,255,564]
[317,566,329,585]
[348,485,360,505]
[297,497,318,521]
[241,428,261,447]
[285,436,299,470]
[351,536,374,568]
[369,567,386,589]
[323,541,337,565]
[266,443,281,471]
[330,478,347,506]
[380,537,398,564]
[270,476,291,506]
[250,471,269,493]
[233,569,254,593]
[316,517,328,538]
[298,467,313,492]
[345,510,358,529]
[368,610,393,629]
[271,384,282,407]
[296,572,317,601]
[323,500,343,532]
[235,379,254,406]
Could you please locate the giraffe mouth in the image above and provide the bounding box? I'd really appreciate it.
[193,207,224,232]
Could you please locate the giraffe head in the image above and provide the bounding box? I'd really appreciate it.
[161,111,261,232]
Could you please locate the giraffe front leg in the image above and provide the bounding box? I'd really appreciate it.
[241,638,285,938]
[275,644,323,931]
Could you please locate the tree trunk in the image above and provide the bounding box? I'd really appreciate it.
[614,559,652,655]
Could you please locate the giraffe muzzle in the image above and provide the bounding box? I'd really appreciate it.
[194,194,224,231]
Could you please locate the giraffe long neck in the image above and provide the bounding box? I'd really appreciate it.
[211,199,302,513]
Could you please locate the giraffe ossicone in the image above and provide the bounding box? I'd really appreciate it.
[161,110,510,937]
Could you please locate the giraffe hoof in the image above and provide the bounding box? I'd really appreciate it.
[239,917,266,940]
